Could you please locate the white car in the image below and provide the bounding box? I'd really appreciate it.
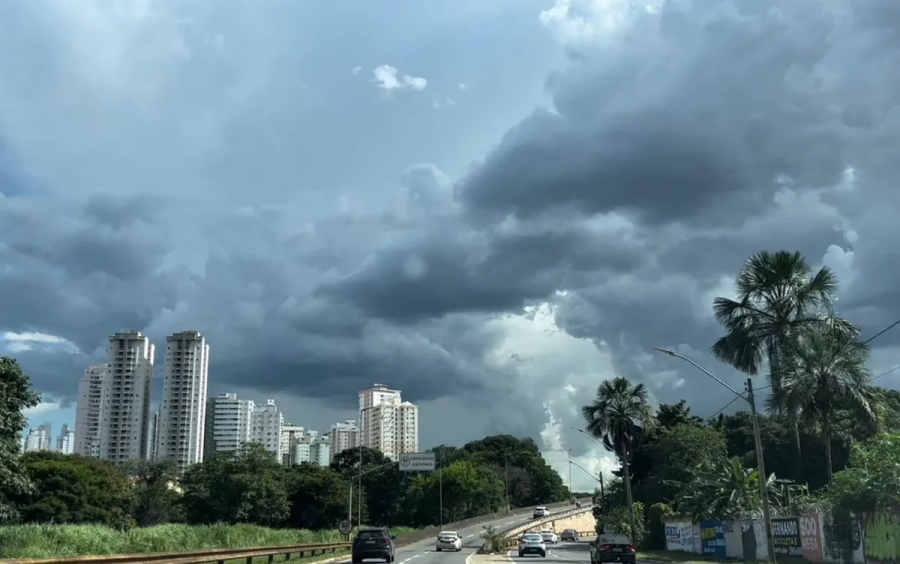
[435,531,462,552]
[533,506,551,518]
[541,530,558,544]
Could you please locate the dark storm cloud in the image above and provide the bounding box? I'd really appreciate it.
[318,219,648,322]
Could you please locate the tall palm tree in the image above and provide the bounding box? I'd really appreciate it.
[768,325,880,483]
[581,377,654,543]
[710,250,855,479]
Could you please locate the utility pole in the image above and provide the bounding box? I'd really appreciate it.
[747,378,777,563]
[358,442,363,528]
[439,447,444,528]
[567,449,573,501]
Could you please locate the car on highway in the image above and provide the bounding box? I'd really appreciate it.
[532,506,551,518]
[589,534,636,564]
[518,533,548,558]
[352,527,396,563]
[560,529,579,541]
[540,530,558,544]
[435,531,462,552]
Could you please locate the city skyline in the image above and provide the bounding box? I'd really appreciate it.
[30,330,419,472]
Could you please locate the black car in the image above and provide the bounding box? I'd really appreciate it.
[352,528,397,563]
[589,535,636,564]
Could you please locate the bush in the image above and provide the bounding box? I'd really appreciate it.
[480,525,506,554]
[0,523,416,558]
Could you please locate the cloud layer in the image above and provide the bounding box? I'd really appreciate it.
[4,0,900,489]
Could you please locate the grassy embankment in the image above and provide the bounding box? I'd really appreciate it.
[0,523,416,561]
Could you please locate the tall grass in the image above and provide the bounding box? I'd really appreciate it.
[0,523,416,558]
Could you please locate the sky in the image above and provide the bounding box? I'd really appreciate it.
[4,0,900,492]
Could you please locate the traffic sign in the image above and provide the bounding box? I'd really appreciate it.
[339,520,353,535]
[398,452,436,472]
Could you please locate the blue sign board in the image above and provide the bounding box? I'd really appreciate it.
[700,520,726,557]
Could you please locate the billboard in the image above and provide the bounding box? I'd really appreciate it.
[772,517,803,556]
[399,452,436,472]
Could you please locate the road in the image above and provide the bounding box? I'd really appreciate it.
[507,537,595,564]
[336,509,543,564]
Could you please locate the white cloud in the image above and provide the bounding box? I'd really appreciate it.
[23,400,63,416]
[373,65,428,92]
[351,66,363,75]
[458,83,469,91]
[2,331,80,354]
[484,302,619,491]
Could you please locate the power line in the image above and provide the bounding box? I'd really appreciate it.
[874,364,900,381]
[863,317,900,345]
[706,396,741,420]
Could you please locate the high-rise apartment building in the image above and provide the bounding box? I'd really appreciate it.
[99,331,154,464]
[309,436,330,466]
[56,425,75,454]
[327,420,359,461]
[359,384,419,461]
[251,399,284,460]
[74,364,109,457]
[24,423,52,452]
[204,393,254,459]
[281,424,305,465]
[155,331,209,473]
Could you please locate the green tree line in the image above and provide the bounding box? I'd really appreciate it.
[0,357,569,530]
[581,250,900,550]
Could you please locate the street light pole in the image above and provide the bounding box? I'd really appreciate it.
[439,445,444,528]
[567,448,573,500]
[357,404,381,529]
[653,347,777,563]
[503,449,510,514]
[570,427,605,497]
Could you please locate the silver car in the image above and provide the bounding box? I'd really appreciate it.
[435,531,462,552]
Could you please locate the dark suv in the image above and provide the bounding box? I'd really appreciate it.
[352,528,396,563]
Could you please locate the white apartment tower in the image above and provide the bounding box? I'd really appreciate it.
[327,420,360,461]
[56,425,75,454]
[309,436,331,466]
[156,331,209,473]
[251,399,284,460]
[100,331,155,464]
[204,393,255,459]
[74,364,109,456]
[359,384,419,461]
[24,423,52,452]
[281,424,305,465]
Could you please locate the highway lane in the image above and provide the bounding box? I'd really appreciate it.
[336,508,546,564]
[507,538,595,564]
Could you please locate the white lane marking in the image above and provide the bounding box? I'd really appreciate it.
[465,534,474,538]
[505,521,514,525]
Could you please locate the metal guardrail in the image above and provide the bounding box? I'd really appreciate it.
[0,541,349,564]
[0,499,590,564]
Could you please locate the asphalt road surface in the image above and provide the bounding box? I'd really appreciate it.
[507,537,596,564]
[336,510,542,564]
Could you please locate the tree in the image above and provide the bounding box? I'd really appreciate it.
[16,452,136,528]
[648,424,726,499]
[581,377,654,543]
[0,356,40,523]
[125,459,183,526]
[673,456,779,521]
[401,460,504,526]
[770,326,880,483]
[286,464,353,530]
[711,250,854,480]
[330,446,390,475]
[181,443,289,526]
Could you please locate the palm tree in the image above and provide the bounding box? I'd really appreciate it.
[581,377,654,543]
[710,250,855,479]
[768,325,880,483]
